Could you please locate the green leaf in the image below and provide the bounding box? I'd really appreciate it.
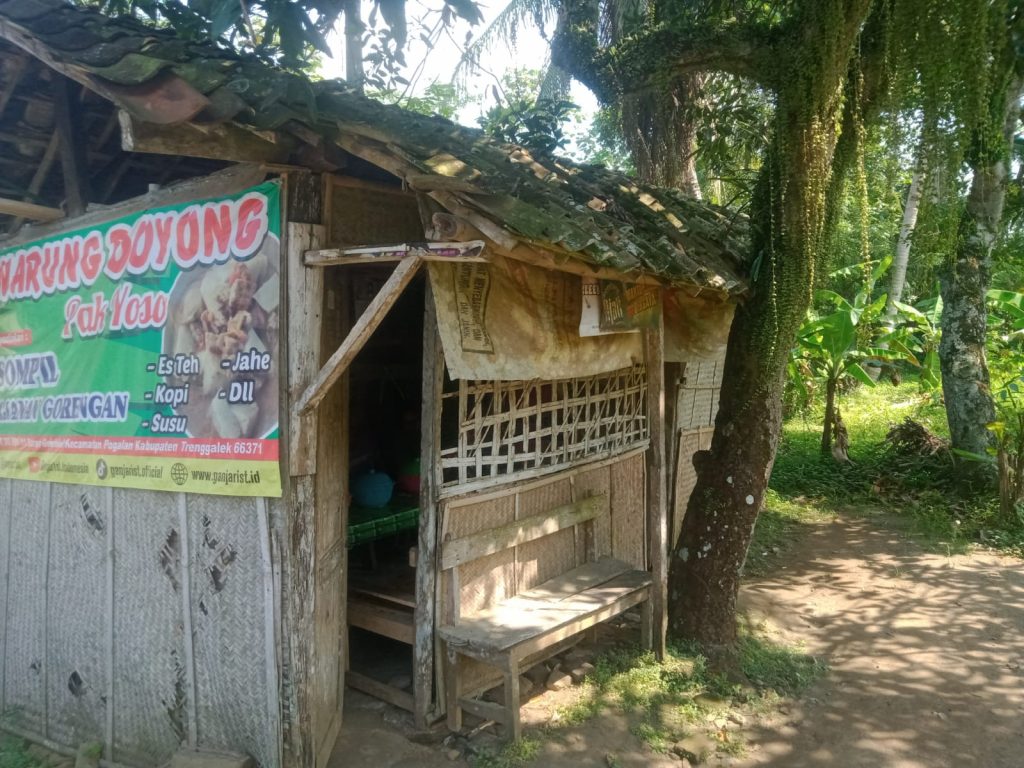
[871,255,893,283]
[892,300,926,320]
[815,289,854,311]
[819,310,856,362]
[845,362,877,387]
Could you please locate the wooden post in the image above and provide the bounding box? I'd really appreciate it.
[644,295,668,660]
[282,173,328,768]
[664,362,684,546]
[288,223,325,475]
[52,75,91,217]
[414,278,444,727]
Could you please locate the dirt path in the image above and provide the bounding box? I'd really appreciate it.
[331,512,1024,767]
[735,511,1024,768]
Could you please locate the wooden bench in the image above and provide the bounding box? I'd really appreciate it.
[438,494,653,740]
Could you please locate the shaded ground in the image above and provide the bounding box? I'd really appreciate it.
[331,510,1024,768]
[734,511,1024,768]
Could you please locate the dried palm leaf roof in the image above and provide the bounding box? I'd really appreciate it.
[0,0,750,293]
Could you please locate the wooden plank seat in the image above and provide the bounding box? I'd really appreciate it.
[439,495,653,740]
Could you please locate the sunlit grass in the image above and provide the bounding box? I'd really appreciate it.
[543,628,825,763]
[772,382,1023,556]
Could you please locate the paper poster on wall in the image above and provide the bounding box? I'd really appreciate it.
[0,181,283,497]
[453,262,495,353]
[579,277,660,336]
[429,259,642,381]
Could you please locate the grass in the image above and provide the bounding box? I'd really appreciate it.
[0,735,42,768]
[550,628,822,761]
[470,624,824,766]
[770,382,1024,557]
[471,736,541,768]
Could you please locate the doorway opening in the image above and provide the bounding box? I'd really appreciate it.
[343,265,426,711]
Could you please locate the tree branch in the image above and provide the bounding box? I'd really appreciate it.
[613,25,779,92]
[551,0,779,103]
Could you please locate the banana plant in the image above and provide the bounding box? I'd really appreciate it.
[888,294,943,390]
[795,288,906,457]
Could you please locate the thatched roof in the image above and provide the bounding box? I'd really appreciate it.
[0,0,749,293]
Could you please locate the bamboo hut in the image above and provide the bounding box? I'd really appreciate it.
[0,2,748,766]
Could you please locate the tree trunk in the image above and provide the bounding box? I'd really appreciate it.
[342,0,364,92]
[939,74,1023,469]
[666,292,789,653]
[821,375,838,455]
[886,167,924,320]
[623,74,703,197]
[668,86,847,653]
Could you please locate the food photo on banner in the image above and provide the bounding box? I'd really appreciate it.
[0,180,283,496]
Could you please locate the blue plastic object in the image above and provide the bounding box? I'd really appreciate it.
[352,469,394,508]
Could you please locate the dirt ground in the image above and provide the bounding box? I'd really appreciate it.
[331,511,1024,768]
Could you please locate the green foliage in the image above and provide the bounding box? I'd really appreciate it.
[367,82,467,118]
[773,382,1024,555]
[475,69,577,155]
[88,0,482,71]
[0,736,42,768]
[985,289,1024,523]
[471,737,542,768]
[480,98,577,154]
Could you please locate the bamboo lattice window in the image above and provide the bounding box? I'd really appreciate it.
[440,365,648,488]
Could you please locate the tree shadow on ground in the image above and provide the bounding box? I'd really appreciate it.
[737,513,1024,768]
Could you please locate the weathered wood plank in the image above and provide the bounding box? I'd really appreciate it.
[285,474,317,768]
[0,196,62,221]
[644,299,669,660]
[287,222,325,475]
[500,557,632,605]
[120,111,291,163]
[347,671,415,713]
[304,241,485,267]
[348,599,414,645]
[52,75,91,217]
[439,569,651,655]
[440,496,604,570]
[456,695,507,725]
[414,280,443,727]
[296,256,422,414]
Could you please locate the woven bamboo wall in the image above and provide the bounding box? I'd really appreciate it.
[328,183,424,245]
[0,479,281,768]
[441,449,647,625]
[671,358,725,543]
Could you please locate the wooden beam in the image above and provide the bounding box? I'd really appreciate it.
[348,599,415,644]
[296,256,422,414]
[52,75,91,217]
[440,497,604,570]
[330,175,410,197]
[346,670,415,713]
[1,164,267,248]
[7,134,60,233]
[0,196,62,221]
[119,110,292,164]
[304,241,486,267]
[0,55,28,121]
[414,284,443,727]
[644,297,668,660]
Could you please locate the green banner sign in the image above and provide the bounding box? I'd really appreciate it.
[0,181,283,496]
